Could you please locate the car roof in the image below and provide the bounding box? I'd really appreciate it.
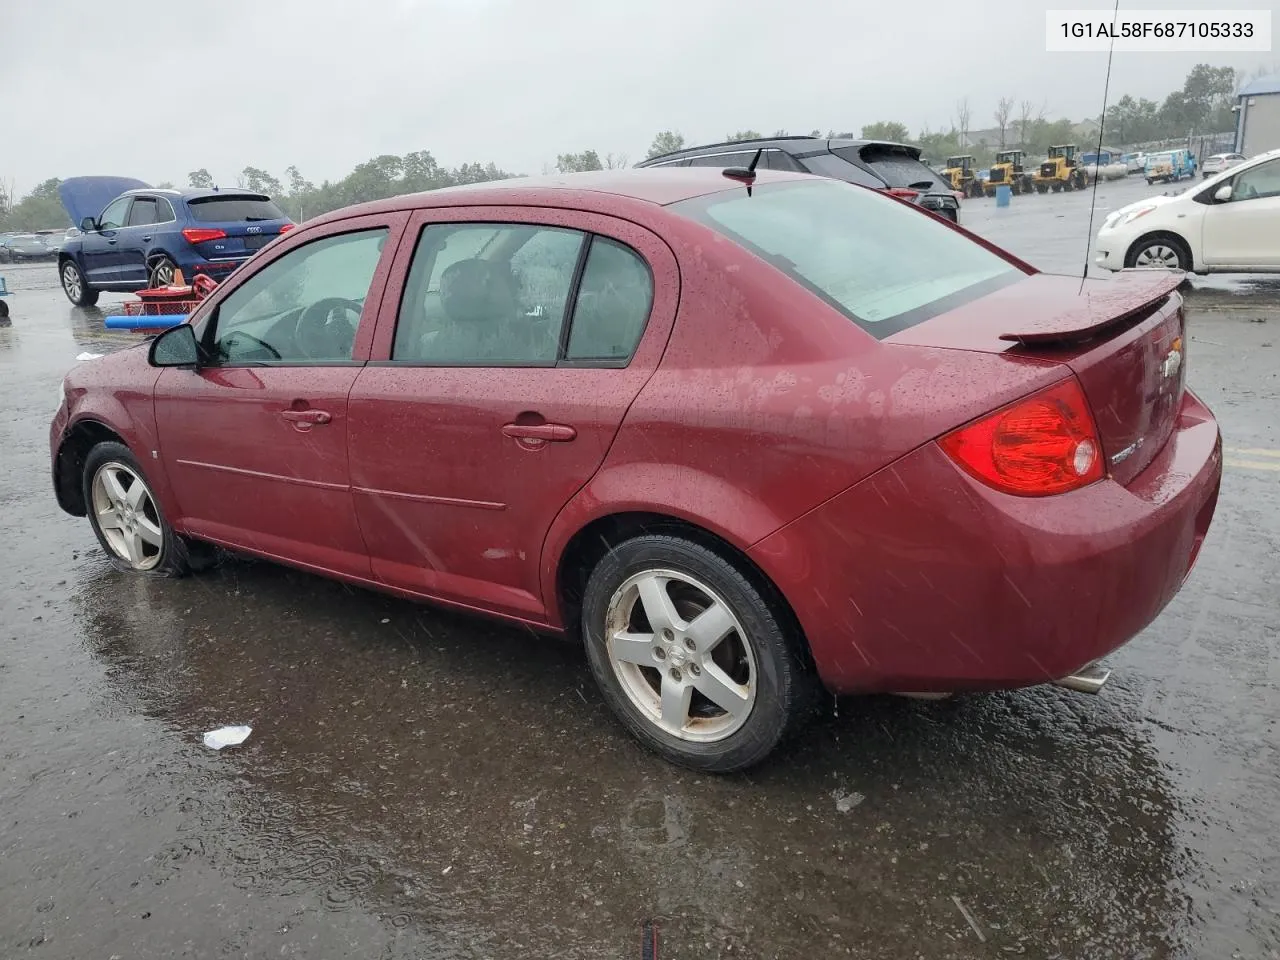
[639,136,922,165]
[309,168,814,227]
[118,187,273,201]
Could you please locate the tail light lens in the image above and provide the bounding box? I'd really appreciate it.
[886,188,920,202]
[182,228,226,244]
[939,378,1105,496]
[278,223,295,234]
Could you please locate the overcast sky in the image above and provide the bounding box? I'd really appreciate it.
[1,0,1274,195]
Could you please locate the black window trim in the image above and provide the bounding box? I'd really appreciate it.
[197,224,391,369]
[377,221,656,370]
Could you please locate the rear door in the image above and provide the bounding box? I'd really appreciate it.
[348,206,679,622]
[81,196,131,283]
[1201,158,1280,267]
[118,195,160,284]
[153,213,407,577]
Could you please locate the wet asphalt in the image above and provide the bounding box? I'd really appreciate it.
[1,177,1278,959]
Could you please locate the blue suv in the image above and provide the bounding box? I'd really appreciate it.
[57,176,293,306]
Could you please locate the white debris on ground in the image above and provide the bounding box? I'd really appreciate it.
[202,725,252,750]
[833,788,865,813]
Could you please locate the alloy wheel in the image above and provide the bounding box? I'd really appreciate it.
[90,462,164,570]
[150,260,176,288]
[62,263,82,301]
[604,569,757,742]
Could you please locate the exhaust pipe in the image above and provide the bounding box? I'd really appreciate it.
[1052,662,1112,695]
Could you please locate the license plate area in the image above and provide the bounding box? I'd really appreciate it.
[243,234,270,250]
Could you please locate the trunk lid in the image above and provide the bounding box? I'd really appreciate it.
[888,272,1187,486]
[182,194,292,259]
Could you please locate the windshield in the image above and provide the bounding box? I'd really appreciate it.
[672,179,1023,337]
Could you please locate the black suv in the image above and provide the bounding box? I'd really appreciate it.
[637,136,961,223]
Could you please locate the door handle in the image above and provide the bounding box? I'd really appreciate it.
[502,422,576,442]
[106,238,118,245]
[141,235,153,242]
[281,409,332,425]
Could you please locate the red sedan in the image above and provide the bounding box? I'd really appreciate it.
[51,168,1222,772]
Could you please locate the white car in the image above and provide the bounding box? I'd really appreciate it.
[1201,153,1246,178]
[1094,149,1280,273]
[1125,152,1146,175]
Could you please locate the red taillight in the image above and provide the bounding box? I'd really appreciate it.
[886,187,921,202]
[278,223,295,234]
[182,227,226,244]
[939,378,1105,496]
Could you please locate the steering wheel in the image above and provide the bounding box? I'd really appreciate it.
[220,330,282,361]
[295,298,363,360]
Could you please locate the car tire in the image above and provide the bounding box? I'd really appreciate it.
[82,441,204,577]
[60,259,98,307]
[1124,232,1192,272]
[0,299,9,320]
[148,255,178,288]
[580,534,814,773]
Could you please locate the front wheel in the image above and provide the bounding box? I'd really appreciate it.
[82,442,198,576]
[581,535,813,773]
[1124,233,1192,271]
[60,259,99,307]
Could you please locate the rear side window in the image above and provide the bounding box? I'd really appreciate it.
[688,152,756,168]
[127,198,158,226]
[797,153,883,188]
[566,238,653,362]
[672,179,1021,338]
[838,145,948,191]
[187,195,286,222]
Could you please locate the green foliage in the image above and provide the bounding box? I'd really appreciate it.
[556,150,603,173]
[860,121,911,143]
[646,131,685,159]
[724,130,763,142]
[188,168,213,188]
[240,166,283,196]
[0,177,70,231]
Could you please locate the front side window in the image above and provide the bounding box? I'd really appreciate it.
[1231,159,1280,202]
[688,152,756,168]
[127,198,158,227]
[393,223,585,365]
[206,228,388,364]
[99,197,131,230]
[672,179,1022,337]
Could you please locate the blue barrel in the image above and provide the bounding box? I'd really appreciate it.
[105,314,188,330]
[996,185,1012,207]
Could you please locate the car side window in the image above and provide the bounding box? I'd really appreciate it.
[154,197,176,223]
[392,223,585,366]
[799,153,884,188]
[205,228,388,364]
[127,198,158,227]
[688,152,755,168]
[1231,160,1280,202]
[99,197,131,230]
[565,238,653,362]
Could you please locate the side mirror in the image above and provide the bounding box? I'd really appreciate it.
[149,323,201,368]
[1214,184,1233,202]
[79,216,97,233]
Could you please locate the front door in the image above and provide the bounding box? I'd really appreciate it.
[117,195,162,285]
[1202,158,1280,267]
[348,208,679,622]
[153,214,406,578]
[81,196,131,284]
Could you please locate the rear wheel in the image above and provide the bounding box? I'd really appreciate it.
[60,259,99,307]
[148,255,177,288]
[1125,233,1192,272]
[0,299,9,320]
[581,535,813,773]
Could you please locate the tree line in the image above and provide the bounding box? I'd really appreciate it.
[0,61,1263,233]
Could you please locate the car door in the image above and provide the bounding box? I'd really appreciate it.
[348,207,679,622]
[81,196,132,284]
[152,212,408,578]
[1201,158,1280,267]
[118,195,159,284]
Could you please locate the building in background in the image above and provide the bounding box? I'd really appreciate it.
[1235,75,1280,156]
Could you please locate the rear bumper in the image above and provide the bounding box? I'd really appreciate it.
[750,389,1222,694]
[173,253,247,279]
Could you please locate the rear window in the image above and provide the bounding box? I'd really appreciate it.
[671,179,1022,338]
[186,195,286,223]
[836,145,948,191]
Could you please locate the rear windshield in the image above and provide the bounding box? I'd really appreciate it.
[186,195,286,223]
[835,145,949,191]
[671,180,1023,337]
